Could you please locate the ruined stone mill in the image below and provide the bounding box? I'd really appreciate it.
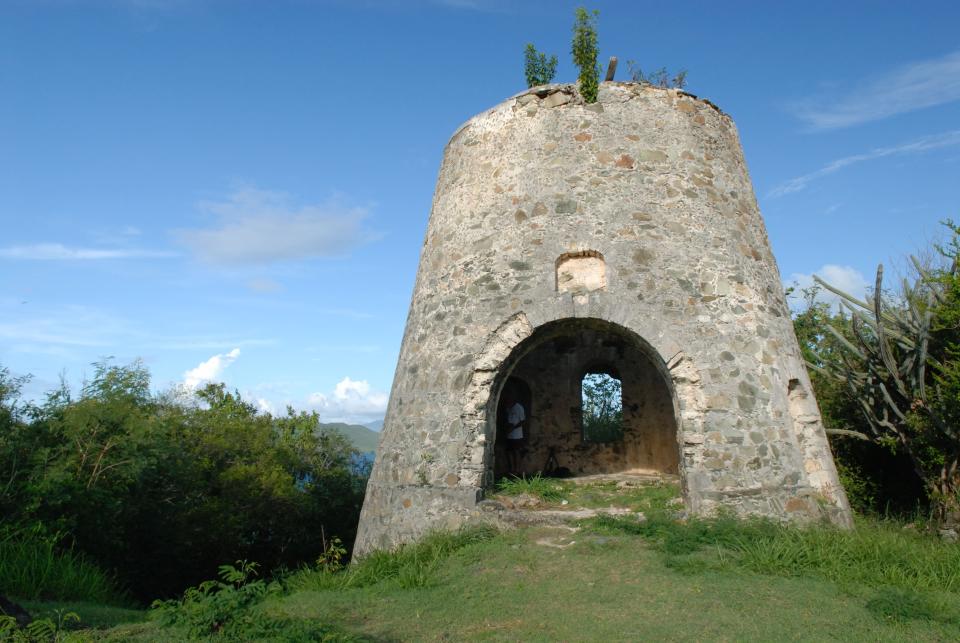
[354,82,852,555]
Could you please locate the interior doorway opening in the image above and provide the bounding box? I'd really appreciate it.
[490,318,679,481]
[581,370,624,444]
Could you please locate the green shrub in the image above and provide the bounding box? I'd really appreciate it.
[0,525,124,604]
[152,561,273,638]
[571,7,600,103]
[523,43,558,87]
[151,559,347,640]
[626,62,688,89]
[0,610,80,642]
[0,361,369,602]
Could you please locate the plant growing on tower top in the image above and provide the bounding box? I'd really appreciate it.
[571,7,600,103]
[524,43,558,88]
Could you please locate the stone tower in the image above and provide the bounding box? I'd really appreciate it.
[355,83,851,555]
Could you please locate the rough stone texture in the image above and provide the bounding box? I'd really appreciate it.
[354,83,852,556]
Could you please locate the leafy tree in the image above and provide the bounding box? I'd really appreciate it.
[0,368,44,519]
[582,372,623,443]
[0,361,368,601]
[571,7,600,103]
[523,43,558,88]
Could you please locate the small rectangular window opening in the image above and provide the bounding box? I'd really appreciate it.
[581,372,624,443]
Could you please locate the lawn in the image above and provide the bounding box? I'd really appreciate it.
[262,523,960,641]
[13,479,960,641]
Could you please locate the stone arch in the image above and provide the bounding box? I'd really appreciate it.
[461,316,685,486]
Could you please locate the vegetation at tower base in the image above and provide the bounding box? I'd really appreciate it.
[571,7,600,103]
[0,361,368,603]
[523,43,558,88]
[37,487,960,640]
[796,223,960,528]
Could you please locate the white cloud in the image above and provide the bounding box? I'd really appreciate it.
[786,264,870,311]
[183,348,241,389]
[307,376,388,423]
[793,50,960,129]
[768,129,960,198]
[0,243,174,260]
[176,187,376,265]
[255,397,276,415]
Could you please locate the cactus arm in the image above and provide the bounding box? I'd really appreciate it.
[826,428,871,440]
[825,323,867,361]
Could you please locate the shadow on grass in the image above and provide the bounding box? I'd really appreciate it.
[589,510,960,623]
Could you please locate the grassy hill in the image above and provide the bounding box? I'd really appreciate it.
[17,479,960,641]
[320,422,380,453]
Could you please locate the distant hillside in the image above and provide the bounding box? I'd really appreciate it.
[320,422,380,453]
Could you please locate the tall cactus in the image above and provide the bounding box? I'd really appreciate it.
[811,256,960,523]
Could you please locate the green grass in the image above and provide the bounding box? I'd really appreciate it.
[495,474,570,502]
[492,476,682,513]
[565,479,681,511]
[0,530,126,604]
[865,586,960,625]
[261,525,960,641]
[287,525,499,593]
[20,601,147,630]
[591,512,960,594]
[19,482,960,641]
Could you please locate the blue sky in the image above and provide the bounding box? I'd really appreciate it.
[2,0,958,424]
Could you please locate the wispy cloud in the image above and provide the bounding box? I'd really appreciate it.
[0,304,129,348]
[176,187,377,265]
[792,50,960,129]
[0,300,273,356]
[769,129,960,198]
[183,348,241,389]
[0,243,174,260]
[786,264,869,311]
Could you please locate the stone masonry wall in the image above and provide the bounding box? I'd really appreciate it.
[354,83,852,556]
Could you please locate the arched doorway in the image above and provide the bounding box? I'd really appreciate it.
[488,318,679,480]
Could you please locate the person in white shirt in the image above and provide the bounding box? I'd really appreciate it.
[503,393,526,476]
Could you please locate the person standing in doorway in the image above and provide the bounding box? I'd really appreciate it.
[504,392,526,476]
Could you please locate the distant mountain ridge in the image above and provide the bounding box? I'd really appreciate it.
[320,422,380,453]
